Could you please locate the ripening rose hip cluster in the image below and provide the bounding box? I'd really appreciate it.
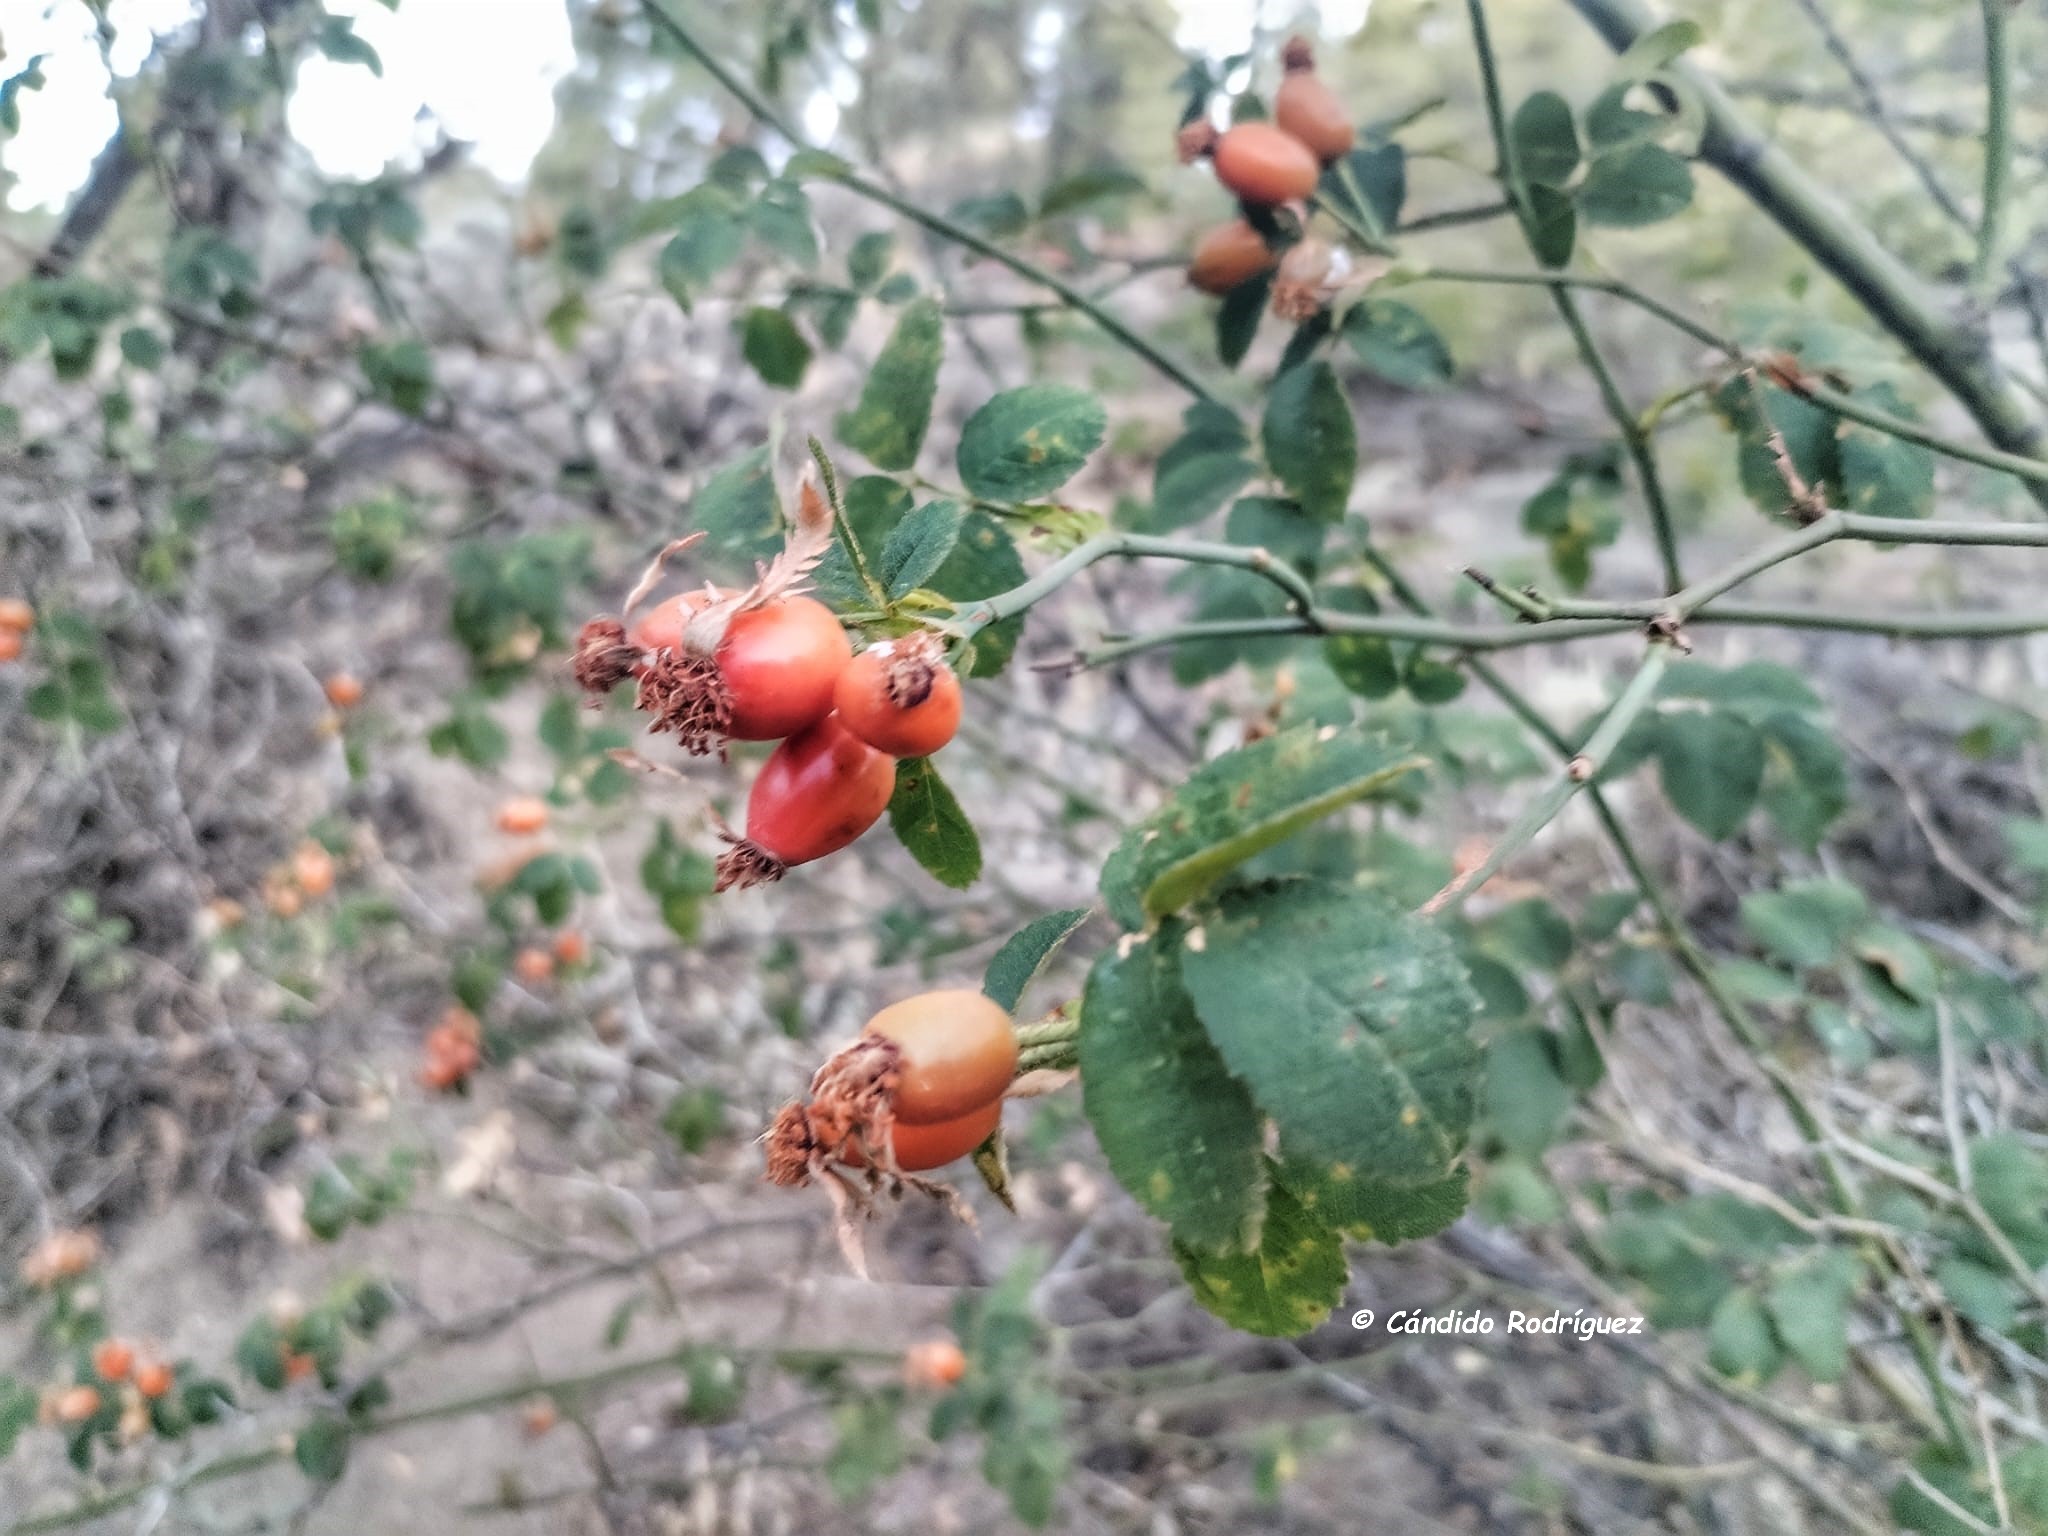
[1180,36,1362,320]
[572,489,962,892]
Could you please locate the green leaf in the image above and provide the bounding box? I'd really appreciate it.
[1403,653,1465,704]
[1968,1135,2048,1266]
[1081,925,1268,1252]
[686,445,781,569]
[1485,1027,1571,1157]
[1173,1172,1346,1336]
[1577,143,1693,227]
[1765,1249,1857,1382]
[837,296,943,470]
[888,757,981,888]
[1759,711,1848,851]
[659,188,746,299]
[931,511,1027,677]
[826,1395,904,1502]
[1278,1160,1467,1243]
[1661,658,1823,718]
[1341,300,1454,391]
[316,15,382,74]
[957,384,1105,502]
[1850,923,1937,1005]
[878,499,963,598]
[1707,1287,1780,1381]
[1837,385,1934,519]
[1935,1255,2019,1337]
[1167,567,1295,683]
[1323,143,1406,231]
[1323,596,1398,699]
[1477,898,1574,972]
[358,339,433,416]
[1740,878,1868,969]
[1261,360,1355,523]
[1657,712,1764,840]
[748,179,817,266]
[947,191,1029,239]
[739,306,811,388]
[294,1413,353,1480]
[783,147,851,182]
[641,820,716,941]
[118,326,164,370]
[1179,879,1481,1184]
[1616,18,1704,74]
[983,908,1091,1014]
[1510,91,1580,187]
[1712,378,1840,519]
[1891,1447,2000,1536]
[1038,162,1147,219]
[847,230,893,289]
[662,1084,726,1155]
[1226,494,1326,574]
[1216,270,1273,367]
[1150,451,1256,531]
[237,1320,287,1389]
[1522,182,1576,268]
[0,1376,38,1457]
[1098,726,1426,928]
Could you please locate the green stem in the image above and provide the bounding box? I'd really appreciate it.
[1397,199,1515,234]
[1076,597,2048,668]
[638,0,1215,405]
[1802,378,2048,489]
[1461,0,1518,200]
[1423,643,1673,914]
[1476,511,2048,626]
[1549,287,1686,592]
[1974,0,2012,289]
[1012,1014,1079,1052]
[950,532,1317,637]
[1406,265,1733,354]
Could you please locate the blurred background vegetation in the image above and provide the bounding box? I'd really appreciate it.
[3,0,2048,1532]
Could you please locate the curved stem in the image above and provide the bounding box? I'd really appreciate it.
[638,0,1216,405]
[950,532,1318,638]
